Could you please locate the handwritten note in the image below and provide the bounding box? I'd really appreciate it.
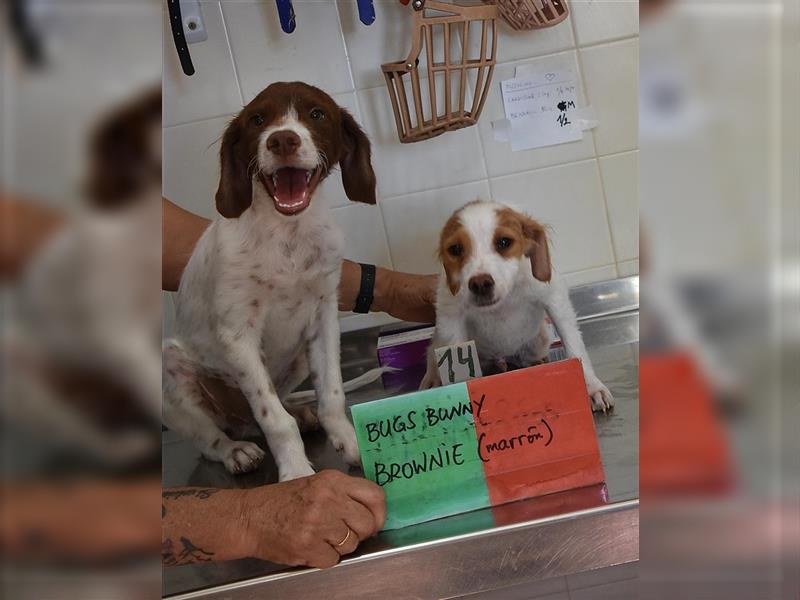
[499,67,584,151]
[351,358,605,530]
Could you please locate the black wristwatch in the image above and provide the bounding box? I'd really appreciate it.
[353,263,376,313]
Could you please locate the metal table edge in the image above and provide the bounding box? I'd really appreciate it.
[165,499,640,600]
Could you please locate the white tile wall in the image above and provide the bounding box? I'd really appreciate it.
[163,114,232,219]
[579,37,639,155]
[357,85,489,198]
[336,1,416,90]
[381,180,492,274]
[571,0,639,47]
[617,259,639,277]
[222,1,354,102]
[163,0,639,329]
[599,150,639,263]
[490,160,615,273]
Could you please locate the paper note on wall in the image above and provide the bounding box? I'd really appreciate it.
[499,67,585,151]
[351,358,605,530]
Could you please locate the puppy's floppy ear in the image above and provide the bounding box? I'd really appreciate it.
[521,216,552,282]
[215,117,253,218]
[339,109,376,204]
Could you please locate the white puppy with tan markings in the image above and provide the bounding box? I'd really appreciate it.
[421,200,614,412]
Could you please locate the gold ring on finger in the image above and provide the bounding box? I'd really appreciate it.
[334,528,352,547]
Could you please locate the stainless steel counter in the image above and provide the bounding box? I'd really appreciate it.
[163,277,639,599]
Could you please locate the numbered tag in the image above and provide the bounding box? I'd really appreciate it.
[434,341,482,385]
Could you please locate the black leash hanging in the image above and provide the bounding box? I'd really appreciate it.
[7,0,45,67]
[167,0,195,76]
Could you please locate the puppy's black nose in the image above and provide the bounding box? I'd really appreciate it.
[468,274,495,297]
[267,130,301,157]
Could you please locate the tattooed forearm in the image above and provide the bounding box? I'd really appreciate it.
[162,487,243,566]
[162,536,215,566]
[162,488,220,501]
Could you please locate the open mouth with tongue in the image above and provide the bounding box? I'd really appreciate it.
[262,167,322,216]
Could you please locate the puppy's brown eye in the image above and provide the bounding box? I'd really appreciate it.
[251,114,264,126]
[448,244,463,257]
[496,237,513,251]
[309,108,325,120]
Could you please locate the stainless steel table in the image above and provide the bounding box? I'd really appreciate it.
[163,277,639,599]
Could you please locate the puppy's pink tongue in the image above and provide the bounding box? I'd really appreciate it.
[273,167,310,214]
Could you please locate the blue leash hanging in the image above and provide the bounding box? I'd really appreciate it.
[275,0,296,33]
[356,0,376,25]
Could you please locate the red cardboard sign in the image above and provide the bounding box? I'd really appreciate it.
[468,358,606,506]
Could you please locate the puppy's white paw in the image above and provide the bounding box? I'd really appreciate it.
[586,377,615,413]
[325,417,361,467]
[419,368,441,390]
[278,457,316,482]
[222,441,265,475]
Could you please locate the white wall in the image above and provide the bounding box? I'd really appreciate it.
[163,0,639,332]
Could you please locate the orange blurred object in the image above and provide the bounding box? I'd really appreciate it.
[640,353,735,496]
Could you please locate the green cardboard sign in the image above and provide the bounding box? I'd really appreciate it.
[351,383,490,530]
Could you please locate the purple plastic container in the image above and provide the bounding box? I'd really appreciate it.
[376,323,435,393]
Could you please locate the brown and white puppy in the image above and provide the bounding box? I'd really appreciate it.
[163,82,376,480]
[421,200,614,412]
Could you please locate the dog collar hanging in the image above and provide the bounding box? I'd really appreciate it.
[167,0,195,76]
[354,264,376,314]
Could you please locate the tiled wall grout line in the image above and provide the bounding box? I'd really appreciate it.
[334,0,358,92]
[218,1,247,108]
[375,198,398,271]
[576,33,639,52]
[570,14,599,159]
[379,175,495,204]
[164,112,237,130]
[489,156,595,182]
[569,13,621,275]
[594,156,622,272]
[596,148,638,160]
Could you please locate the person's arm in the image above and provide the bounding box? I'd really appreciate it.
[0,194,64,280]
[162,471,386,569]
[1,478,160,563]
[162,197,437,322]
[162,197,211,292]
[339,260,437,324]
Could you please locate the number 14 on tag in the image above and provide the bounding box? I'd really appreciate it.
[434,341,483,385]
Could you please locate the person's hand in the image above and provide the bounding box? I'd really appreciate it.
[238,470,386,568]
[379,270,438,324]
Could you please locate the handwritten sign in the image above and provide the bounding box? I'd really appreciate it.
[351,358,605,529]
[434,340,482,385]
[500,66,583,151]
